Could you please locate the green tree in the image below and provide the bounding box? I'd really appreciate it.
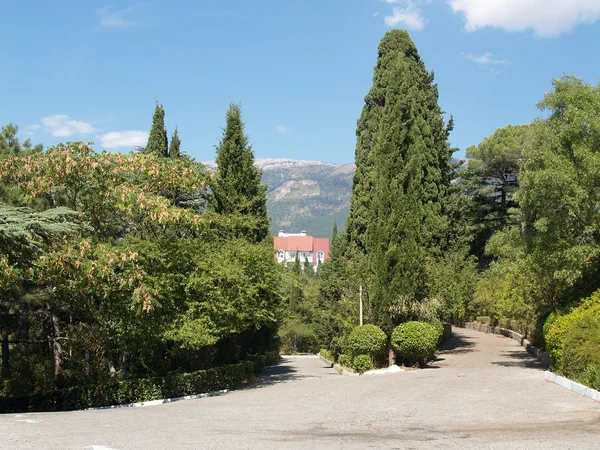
[461,125,530,264]
[169,127,181,159]
[144,103,168,158]
[209,104,270,243]
[361,30,453,331]
[518,76,600,310]
[0,123,43,157]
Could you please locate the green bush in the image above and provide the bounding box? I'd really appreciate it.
[391,321,438,367]
[442,323,452,343]
[337,354,352,368]
[319,348,335,363]
[352,354,373,374]
[278,318,317,353]
[428,317,444,345]
[562,314,600,390]
[545,292,600,370]
[346,324,387,358]
[0,359,262,413]
[245,351,280,375]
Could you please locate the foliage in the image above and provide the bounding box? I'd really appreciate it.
[0,123,43,157]
[169,127,181,159]
[0,360,259,413]
[544,291,600,370]
[345,30,454,333]
[518,76,600,310]
[337,354,352,368]
[209,104,270,244]
[352,354,373,374]
[346,324,387,358]
[319,348,335,363]
[562,314,600,390]
[461,125,530,265]
[144,103,168,158]
[391,321,438,367]
[277,318,317,354]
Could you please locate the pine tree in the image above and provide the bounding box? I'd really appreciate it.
[144,103,168,158]
[169,127,181,159]
[209,104,270,243]
[354,30,453,330]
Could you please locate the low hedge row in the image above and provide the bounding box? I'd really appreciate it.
[245,351,280,375]
[0,353,280,413]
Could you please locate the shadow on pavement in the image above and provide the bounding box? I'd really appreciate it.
[437,333,478,355]
[490,351,545,369]
[243,359,322,390]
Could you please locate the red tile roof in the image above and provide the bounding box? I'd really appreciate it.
[274,235,330,264]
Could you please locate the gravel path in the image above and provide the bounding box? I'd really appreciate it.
[1,327,599,449]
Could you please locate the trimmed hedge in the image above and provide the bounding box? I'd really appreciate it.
[391,321,438,367]
[346,324,387,357]
[562,315,600,390]
[545,293,600,371]
[245,351,280,375]
[0,353,280,414]
[352,354,373,374]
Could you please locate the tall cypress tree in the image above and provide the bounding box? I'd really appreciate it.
[169,127,181,159]
[209,104,270,243]
[345,33,408,255]
[354,30,453,330]
[144,103,168,158]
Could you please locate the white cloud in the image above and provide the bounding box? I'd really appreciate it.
[373,12,380,17]
[41,115,95,137]
[95,5,138,29]
[100,131,148,149]
[275,125,289,135]
[462,52,509,65]
[384,1,425,30]
[448,0,600,37]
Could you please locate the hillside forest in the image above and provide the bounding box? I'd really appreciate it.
[1,30,599,406]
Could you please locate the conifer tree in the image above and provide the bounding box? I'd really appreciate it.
[169,127,181,159]
[144,103,168,158]
[351,30,453,330]
[209,104,270,243]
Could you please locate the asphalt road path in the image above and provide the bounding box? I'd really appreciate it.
[2,327,599,449]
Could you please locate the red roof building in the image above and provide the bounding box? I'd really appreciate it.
[274,231,330,269]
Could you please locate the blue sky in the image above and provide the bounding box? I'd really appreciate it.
[2,1,600,163]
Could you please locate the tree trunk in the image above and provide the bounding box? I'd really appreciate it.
[106,346,117,380]
[51,314,63,377]
[1,329,10,378]
[388,345,396,367]
[121,351,127,380]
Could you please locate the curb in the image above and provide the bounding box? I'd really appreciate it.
[318,352,357,376]
[456,321,551,368]
[545,371,600,402]
[85,389,230,411]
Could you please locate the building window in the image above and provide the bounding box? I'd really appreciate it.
[317,251,324,263]
[277,250,284,261]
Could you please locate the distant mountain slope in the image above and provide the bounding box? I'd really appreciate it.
[202,158,355,239]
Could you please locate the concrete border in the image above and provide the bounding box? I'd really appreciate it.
[456,321,551,368]
[545,371,600,402]
[318,352,357,376]
[85,389,230,411]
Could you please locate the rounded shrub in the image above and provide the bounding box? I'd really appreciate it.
[545,292,600,370]
[337,354,352,368]
[428,317,444,345]
[562,313,600,390]
[346,324,387,358]
[352,354,373,374]
[391,321,438,367]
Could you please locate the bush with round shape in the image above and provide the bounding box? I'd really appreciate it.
[545,292,600,370]
[391,321,438,367]
[562,313,600,390]
[346,324,387,358]
[337,354,352,368]
[352,354,373,374]
[428,317,444,345]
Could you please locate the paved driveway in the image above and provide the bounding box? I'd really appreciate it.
[2,327,599,449]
